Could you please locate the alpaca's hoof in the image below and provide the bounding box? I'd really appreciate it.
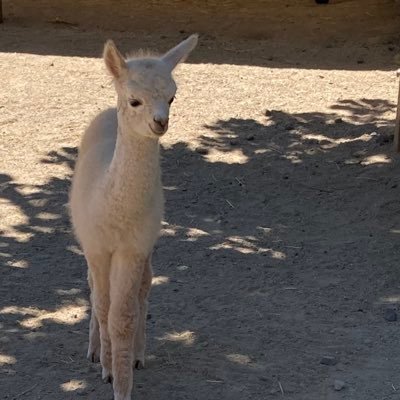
[87,349,100,363]
[87,341,100,363]
[134,359,145,370]
[102,368,113,384]
[113,393,131,400]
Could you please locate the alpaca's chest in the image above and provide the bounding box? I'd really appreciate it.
[92,187,164,254]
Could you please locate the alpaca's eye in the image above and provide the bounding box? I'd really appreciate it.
[168,96,175,105]
[129,99,142,107]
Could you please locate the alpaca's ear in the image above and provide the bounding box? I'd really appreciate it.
[161,34,198,71]
[103,40,127,79]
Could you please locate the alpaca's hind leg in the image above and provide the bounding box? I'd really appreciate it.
[109,251,144,400]
[88,254,113,383]
[134,256,152,369]
[87,269,100,363]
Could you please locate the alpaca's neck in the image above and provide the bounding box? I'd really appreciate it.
[106,123,161,210]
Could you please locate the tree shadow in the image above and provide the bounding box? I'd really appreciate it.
[2,98,400,398]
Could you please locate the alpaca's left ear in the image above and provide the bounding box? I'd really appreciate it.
[103,40,127,80]
[161,34,198,71]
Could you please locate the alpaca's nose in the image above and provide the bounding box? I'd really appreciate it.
[153,116,169,129]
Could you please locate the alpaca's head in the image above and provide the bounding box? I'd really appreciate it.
[103,35,198,139]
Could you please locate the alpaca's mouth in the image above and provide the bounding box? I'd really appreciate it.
[149,124,167,136]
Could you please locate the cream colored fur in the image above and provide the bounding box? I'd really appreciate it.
[69,35,198,400]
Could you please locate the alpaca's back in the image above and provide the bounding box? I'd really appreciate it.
[70,108,118,244]
[78,108,117,165]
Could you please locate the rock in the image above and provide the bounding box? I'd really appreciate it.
[230,139,238,146]
[334,380,345,391]
[343,158,360,165]
[320,356,338,366]
[334,117,343,124]
[384,308,397,322]
[357,59,365,64]
[246,134,255,141]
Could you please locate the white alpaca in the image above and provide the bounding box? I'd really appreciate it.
[69,35,198,400]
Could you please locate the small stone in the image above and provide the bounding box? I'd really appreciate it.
[246,134,255,141]
[284,124,294,131]
[146,313,152,320]
[388,45,395,51]
[343,158,360,165]
[320,356,338,366]
[334,379,345,391]
[195,147,208,155]
[384,308,397,322]
[334,117,343,124]
[230,139,238,146]
[357,59,365,64]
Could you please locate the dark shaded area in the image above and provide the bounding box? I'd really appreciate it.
[0,0,400,71]
[1,99,400,399]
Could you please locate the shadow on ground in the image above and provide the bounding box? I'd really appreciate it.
[1,99,400,399]
[0,21,400,71]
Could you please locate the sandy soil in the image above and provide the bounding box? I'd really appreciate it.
[1,13,400,400]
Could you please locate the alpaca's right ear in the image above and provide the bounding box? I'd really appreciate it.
[103,40,127,80]
[161,34,198,71]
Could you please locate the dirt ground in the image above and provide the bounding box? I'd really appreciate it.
[1,4,400,400]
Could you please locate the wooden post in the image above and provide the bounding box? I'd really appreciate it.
[0,0,3,23]
[395,69,400,152]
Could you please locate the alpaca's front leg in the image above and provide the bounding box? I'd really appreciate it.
[134,256,152,369]
[109,252,144,400]
[88,256,113,383]
[87,270,100,363]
